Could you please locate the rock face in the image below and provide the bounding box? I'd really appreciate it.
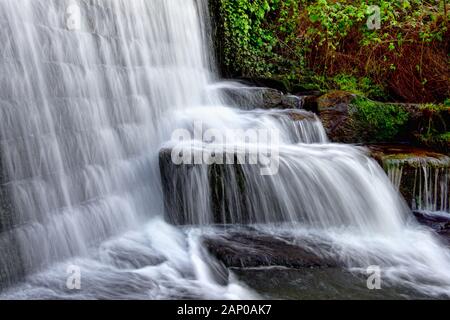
[219,85,303,110]
[159,148,250,225]
[316,91,450,155]
[203,228,338,269]
[316,91,358,143]
[316,91,412,144]
[368,144,450,212]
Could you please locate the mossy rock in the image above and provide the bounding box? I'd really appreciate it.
[317,90,356,112]
[317,91,409,143]
[369,144,450,169]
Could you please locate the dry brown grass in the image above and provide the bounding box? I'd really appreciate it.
[301,15,449,103]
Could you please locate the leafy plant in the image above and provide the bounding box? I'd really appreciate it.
[445,98,450,107]
[351,97,410,141]
[216,0,449,102]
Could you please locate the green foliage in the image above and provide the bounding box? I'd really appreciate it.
[440,132,450,141]
[332,74,385,99]
[419,103,449,112]
[306,0,449,48]
[218,0,449,101]
[219,0,303,84]
[301,73,386,99]
[445,98,450,107]
[351,97,410,141]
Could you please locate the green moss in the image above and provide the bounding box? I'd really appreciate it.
[445,99,450,107]
[331,74,386,100]
[351,97,410,142]
[306,74,386,100]
[419,103,450,112]
[440,132,450,141]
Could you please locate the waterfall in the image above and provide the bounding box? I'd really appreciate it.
[1,0,450,299]
[0,0,226,290]
[386,158,450,213]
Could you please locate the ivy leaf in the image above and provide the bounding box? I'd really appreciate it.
[310,14,319,23]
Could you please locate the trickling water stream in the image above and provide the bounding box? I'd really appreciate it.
[1,0,450,299]
[387,161,449,213]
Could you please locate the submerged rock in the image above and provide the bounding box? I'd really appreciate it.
[233,267,430,300]
[203,229,338,269]
[413,211,450,245]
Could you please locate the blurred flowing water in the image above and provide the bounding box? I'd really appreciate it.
[0,0,450,299]
[387,161,449,213]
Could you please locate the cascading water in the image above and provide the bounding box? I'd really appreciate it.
[386,159,449,213]
[0,0,254,298]
[1,0,450,299]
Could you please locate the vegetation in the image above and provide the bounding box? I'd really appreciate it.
[351,97,410,141]
[214,0,449,102]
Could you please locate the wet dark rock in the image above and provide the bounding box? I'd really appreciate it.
[219,86,279,109]
[300,94,320,113]
[234,267,430,300]
[203,230,338,269]
[260,88,283,109]
[317,90,356,112]
[159,148,250,225]
[236,77,288,93]
[281,95,302,109]
[414,210,450,231]
[413,211,450,245]
[316,91,358,143]
[219,85,303,110]
[285,110,317,122]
